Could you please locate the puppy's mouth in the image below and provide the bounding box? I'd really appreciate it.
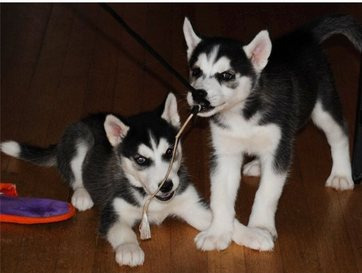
[192,102,225,117]
[155,191,175,202]
[190,99,214,113]
[198,103,215,113]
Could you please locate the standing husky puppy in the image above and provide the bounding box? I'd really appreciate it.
[1,93,214,267]
[183,15,361,251]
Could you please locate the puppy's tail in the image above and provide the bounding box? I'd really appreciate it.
[1,141,57,167]
[310,14,362,51]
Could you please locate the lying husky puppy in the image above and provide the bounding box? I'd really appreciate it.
[1,93,272,266]
[183,15,361,251]
[1,93,212,266]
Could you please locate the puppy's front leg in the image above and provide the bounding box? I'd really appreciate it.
[103,206,144,267]
[106,220,144,267]
[172,183,275,251]
[171,185,212,231]
[195,152,243,251]
[248,154,288,239]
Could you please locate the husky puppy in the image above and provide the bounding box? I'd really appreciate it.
[1,93,217,267]
[183,15,361,251]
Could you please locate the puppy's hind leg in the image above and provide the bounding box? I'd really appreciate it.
[57,123,95,211]
[243,158,261,177]
[312,101,354,190]
[57,123,93,211]
[69,142,94,211]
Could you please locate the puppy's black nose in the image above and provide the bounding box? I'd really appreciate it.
[191,89,207,102]
[159,180,173,193]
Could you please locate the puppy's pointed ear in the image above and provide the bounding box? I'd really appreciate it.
[183,17,201,59]
[161,92,180,128]
[104,115,130,147]
[243,30,272,73]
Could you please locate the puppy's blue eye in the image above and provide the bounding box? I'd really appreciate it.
[134,155,148,166]
[191,67,202,78]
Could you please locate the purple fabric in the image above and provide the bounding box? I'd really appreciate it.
[0,195,69,217]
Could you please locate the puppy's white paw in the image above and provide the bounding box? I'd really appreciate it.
[233,226,274,251]
[71,188,94,211]
[194,227,232,251]
[326,174,354,191]
[115,243,145,267]
[243,159,261,177]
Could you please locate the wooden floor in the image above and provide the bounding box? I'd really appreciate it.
[1,3,362,273]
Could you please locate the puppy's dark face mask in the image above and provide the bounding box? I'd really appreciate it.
[183,18,271,117]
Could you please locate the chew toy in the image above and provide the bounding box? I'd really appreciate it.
[0,183,75,224]
[139,106,200,240]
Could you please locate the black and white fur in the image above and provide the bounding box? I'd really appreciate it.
[1,93,213,266]
[183,15,361,251]
[1,93,278,265]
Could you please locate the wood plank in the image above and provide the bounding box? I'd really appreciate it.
[276,158,322,273]
[1,4,53,273]
[2,4,76,273]
[46,5,101,273]
[295,126,359,273]
[111,4,148,116]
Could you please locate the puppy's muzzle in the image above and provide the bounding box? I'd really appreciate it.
[159,180,173,193]
[191,89,213,112]
[155,180,175,201]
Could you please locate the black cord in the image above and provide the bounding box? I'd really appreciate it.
[99,3,197,93]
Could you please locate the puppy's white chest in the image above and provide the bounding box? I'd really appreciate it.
[113,197,170,225]
[211,114,281,155]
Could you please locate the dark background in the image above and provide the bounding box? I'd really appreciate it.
[1,4,362,273]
